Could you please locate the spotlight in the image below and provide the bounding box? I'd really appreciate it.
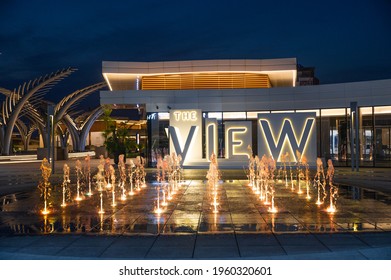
[156,105,159,110]
[167,106,172,110]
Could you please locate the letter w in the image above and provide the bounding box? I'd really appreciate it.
[168,126,198,163]
[259,118,314,162]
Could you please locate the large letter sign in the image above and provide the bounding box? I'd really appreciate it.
[169,110,202,165]
[205,118,218,161]
[225,121,252,160]
[257,113,316,164]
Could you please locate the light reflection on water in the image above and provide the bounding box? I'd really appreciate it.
[1,181,391,235]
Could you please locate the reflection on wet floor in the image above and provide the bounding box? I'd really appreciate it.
[1,179,391,235]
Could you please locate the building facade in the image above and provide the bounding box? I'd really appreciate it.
[100,58,391,168]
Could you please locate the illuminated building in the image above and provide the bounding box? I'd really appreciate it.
[100,58,391,168]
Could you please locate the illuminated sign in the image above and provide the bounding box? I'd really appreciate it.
[173,110,198,121]
[169,110,316,166]
[258,113,316,163]
[169,109,202,164]
[225,121,252,160]
[205,118,218,161]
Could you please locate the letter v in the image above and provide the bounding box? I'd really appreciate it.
[168,126,198,163]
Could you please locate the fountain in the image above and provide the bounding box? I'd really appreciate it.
[104,157,112,189]
[296,150,304,195]
[118,154,127,201]
[134,156,146,191]
[267,156,278,213]
[248,150,256,189]
[314,158,327,205]
[260,155,269,204]
[326,159,338,213]
[154,183,163,214]
[127,159,136,196]
[154,156,163,214]
[98,192,105,214]
[254,156,261,195]
[206,153,220,213]
[38,158,52,215]
[95,161,106,214]
[75,160,83,201]
[61,163,70,207]
[280,152,289,188]
[84,155,92,196]
[95,160,105,192]
[301,156,311,200]
[109,164,117,207]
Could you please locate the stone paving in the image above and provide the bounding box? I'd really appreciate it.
[1,156,391,259]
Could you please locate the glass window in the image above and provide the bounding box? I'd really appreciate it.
[223,112,246,120]
[208,112,222,119]
[360,107,372,116]
[321,108,346,117]
[375,106,391,114]
[247,111,270,119]
[158,112,169,120]
[296,109,320,117]
[271,110,294,114]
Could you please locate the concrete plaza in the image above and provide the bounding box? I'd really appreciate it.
[1,155,391,260]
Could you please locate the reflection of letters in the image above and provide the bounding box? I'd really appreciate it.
[168,126,198,163]
[259,118,315,162]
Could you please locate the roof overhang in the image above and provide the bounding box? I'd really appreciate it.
[102,58,297,90]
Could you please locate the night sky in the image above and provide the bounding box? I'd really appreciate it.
[1,0,391,108]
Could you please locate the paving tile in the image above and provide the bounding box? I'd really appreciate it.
[282,245,330,255]
[57,246,107,258]
[146,246,194,259]
[100,246,150,259]
[108,236,156,247]
[239,245,286,257]
[314,233,368,246]
[359,246,391,260]
[236,233,279,246]
[275,233,323,246]
[0,236,43,249]
[355,232,391,247]
[153,235,196,247]
[195,234,237,247]
[194,246,240,259]
[17,246,65,256]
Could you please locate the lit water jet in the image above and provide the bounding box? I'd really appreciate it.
[84,155,92,196]
[296,151,304,195]
[118,154,127,201]
[75,160,83,201]
[109,165,117,207]
[38,158,52,215]
[326,159,338,213]
[206,153,220,213]
[314,158,327,205]
[127,160,135,195]
[98,192,105,214]
[265,156,277,210]
[154,185,163,214]
[61,163,70,207]
[302,156,311,200]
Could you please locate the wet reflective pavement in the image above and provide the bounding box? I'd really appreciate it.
[2,179,391,235]
[1,173,391,259]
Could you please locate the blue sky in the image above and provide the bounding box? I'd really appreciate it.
[1,0,391,107]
